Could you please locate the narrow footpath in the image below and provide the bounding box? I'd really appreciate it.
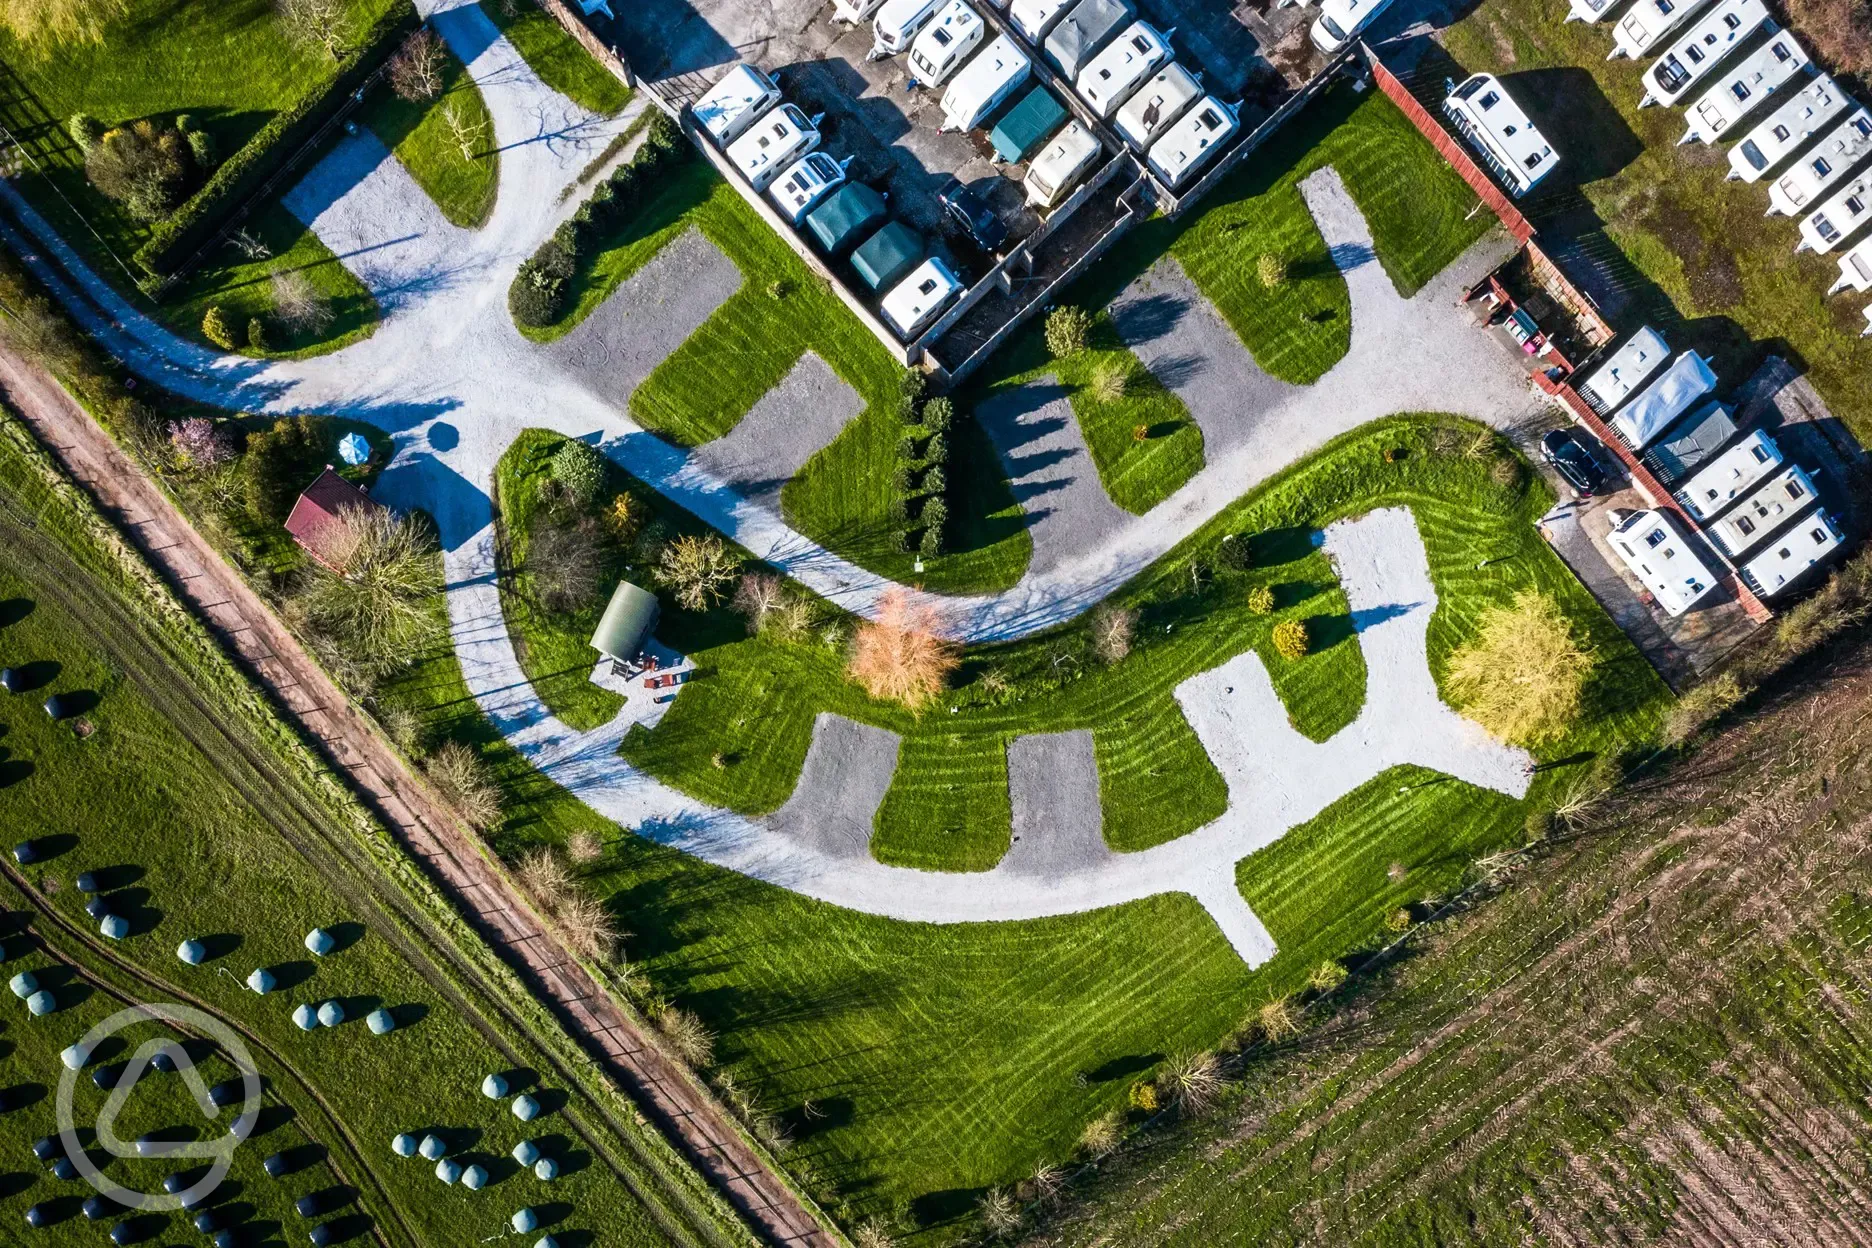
[0,344,836,1248]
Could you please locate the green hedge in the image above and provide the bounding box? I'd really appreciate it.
[133,0,420,279]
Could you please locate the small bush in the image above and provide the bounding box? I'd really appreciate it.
[922,433,947,465]
[427,740,502,830]
[918,523,942,558]
[1215,533,1254,571]
[200,305,237,350]
[1079,1111,1122,1158]
[509,239,575,327]
[1524,808,1557,844]
[1257,252,1288,289]
[601,493,640,543]
[1272,617,1309,660]
[1384,906,1413,933]
[1090,603,1136,665]
[921,464,945,496]
[1088,358,1131,404]
[1044,304,1092,357]
[848,588,959,709]
[1307,960,1348,993]
[658,533,740,611]
[1127,1080,1158,1111]
[919,396,953,432]
[185,127,217,169]
[549,439,606,509]
[86,119,190,220]
[1160,1050,1224,1114]
[1445,590,1593,747]
[67,112,104,154]
[270,269,334,336]
[656,1007,714,1067]
[1660,672,1748,747]
[243,414,327,522]
[918,496,948,531]
[898,368,928,416]
[1257,998,1300,1041]
[167,416,235,469]
[246,316,269,352]
[529,515,609,613]
[893,528,915,553]
[896,431,925,462]
[1382,445,1405,464]
[978,1189,1021,1238]
[1246,584,1275,615]
[765,279,791,300]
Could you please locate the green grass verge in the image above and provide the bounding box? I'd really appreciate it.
[361,45,499,229]
[0,421,751,1246]
[494,428,627,731]
[1441,0,1872,441]
[480,0,631,115]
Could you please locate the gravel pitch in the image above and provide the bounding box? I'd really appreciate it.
[975,376,1133,577]
[688,352,863,505]
[765,713,903,862]
[1002,730,1113,877]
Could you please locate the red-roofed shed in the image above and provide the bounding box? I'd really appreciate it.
[284,467,386,571]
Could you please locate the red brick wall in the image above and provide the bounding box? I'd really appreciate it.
[1366,56,1534,244]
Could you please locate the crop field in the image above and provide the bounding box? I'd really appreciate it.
[0,422,748,1245]
[1033,633,1872,1247]
[1439,0,1872,441]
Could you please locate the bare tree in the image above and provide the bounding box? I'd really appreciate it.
[275,0,350,59]
[426,740,502,830]
[228,228,272,262]
[732,571,784,635]
[1079,1111,1121,1158]
[658,534,740,612]
[977,1188,1022,1238]
[657,1007,714,1067]
[270,269,334,335]
[444,98,490,161]
[1090,602,1137,665]
[0,0,129,48]
[529,515,607,613]
[848,588,959,710]
[389,27,447,103]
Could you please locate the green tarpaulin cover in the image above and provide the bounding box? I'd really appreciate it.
[991,86,1068,163]
[851,221,923,292]
[805,183,888,255]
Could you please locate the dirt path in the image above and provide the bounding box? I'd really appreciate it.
[0,345,837,1248]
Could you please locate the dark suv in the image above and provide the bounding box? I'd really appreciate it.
[1540,428,1608,498]
[936,177,1008,254]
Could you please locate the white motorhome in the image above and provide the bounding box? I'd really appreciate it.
[725,104,822,192]
[1768,110,1872,216]
[1679,33,1810,145]
[1638,0,1770,108]
[1797,169,1872,253]
[1610,0,1714,61]
[872,0,943,59]
[1076,22,1173,118]
[767,151,849,225]
[1011,0,1073,39]
[1114,62,1202,149]
[1577,326,1669,414]
[1442,74,1559,198]
[939,34,1031,132]
[1828,235,1872,294]
[1743,510,1844,597]
[1566,0,1628,24]
[1608,509,1719,616]
[1612,350,1718,447]
[881,257,964,339]
[1025,119,1101,207]
[1707,464,1818,558]
[693,65,781,148]
[909,0,987,87]
[1310,0,1397,53]
[1677,429,1783,521]
[1146,96,1238,189]
[1727,75,1849,182]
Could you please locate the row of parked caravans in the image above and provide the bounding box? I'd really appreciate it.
[1573,327,1844,608]
[692,64,965,341]
[842,0,1242,200]
[1567,0,1872,334]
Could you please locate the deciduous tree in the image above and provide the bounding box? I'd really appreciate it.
[848,587,959,709]
[1444,590,1593,746]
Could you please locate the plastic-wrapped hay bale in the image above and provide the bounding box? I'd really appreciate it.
[310,1224,333,1247]
[12,841,37,865]
[291,1004,320,1031]
[177,940,207,966]
[511,1094,540,1122]
[60,1043,90,1071]
[480,1073,509,1099]
[85,897,112,920]
[26,990,55,1016]
[75,872,98,894]
[391,1134,417,1158]
[418,1134,446,1161]
[435,1158,463,1185]
[365,1009,394,1036]
[24,1202,50,1227]
[263,1152,287,1178]
[535,1236,560,1248]
[303,928,337,957]
[246,968,277,994]
[461,1164,488,1191]
[511,1139,541,1166]
[511,1208,540,1234]
[100,915,130,941]
[8,971,35,999]
[533,1157,559,1181]
[316,1000,344,1028]
[82,1194,111,1220]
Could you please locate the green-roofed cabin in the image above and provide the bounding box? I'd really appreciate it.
[851,221,923,292]
[590,581,661,667]
[805,182,888,257]
[992,86,1068,163]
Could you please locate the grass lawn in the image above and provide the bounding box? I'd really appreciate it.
[1439,0,1872,439]
[361,45,499,229]
[0,424,747,1246]
[479,0,632,116]
[0,0,394,355]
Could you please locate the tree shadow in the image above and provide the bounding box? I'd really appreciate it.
[1247,526,1321,567]
[1083,1052,1163,1083]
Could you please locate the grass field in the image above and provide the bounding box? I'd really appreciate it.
[1037,633,1872,1246]
[1439,0,1872,440]
[0,421,749,1245]
[479,0,631,116]
[0,0,395,355]
[360,44,499,229]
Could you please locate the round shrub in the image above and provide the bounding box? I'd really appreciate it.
[921,465,946,496]
[200,306,236,350]
[1246,584,1275,615]
[892,463,915,494]
[919,523,943,557]
[893,529,916,553]
[185,127,216,170]
[886,493,909,524]
[1044,304,1092,358]
[918,497,947,531]
[1216,533,1254,571]
[1271,617,1309,661]
[919,397,953,432]
[897,431,926,462]
[1257,252,1288,289]
[550,440,606,509]
[922,433,947,466]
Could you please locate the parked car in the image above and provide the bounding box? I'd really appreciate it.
[1541,428,1609,497]
[936,176,1008,253]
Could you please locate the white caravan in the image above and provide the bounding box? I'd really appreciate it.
[1076,22,1174,118]
[1147,95,1238,188]
[1707,464,1818,558]
[1727,75,1849,182]
[1612,350,1718,448]
[767,151,849,225]
[1638,0,1769,108]
[1576,326,1669,414]
[693,65,781,148]
[1608,509,1718,616]
[1743,511,1844,597]
[1025,119,1101,208]
[1311,0,1398,53]
[871,0,943,59]
[1115,62,1202,149]
[1828,236,1872,294]
[1443,74,1560,198]
[1566,0,1627,24]
[1011,0,1073,39]
[1679,33,1810,145]
[1767,110,1872,216]
[909,0,987,87]
[1797,169,1872,254]
[725,104,822,192]
[1610,0,1714,61]
[881,258,964,339]
[939,34,1031,132]
[834,0,890,23]
[1677,429,1783,521]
